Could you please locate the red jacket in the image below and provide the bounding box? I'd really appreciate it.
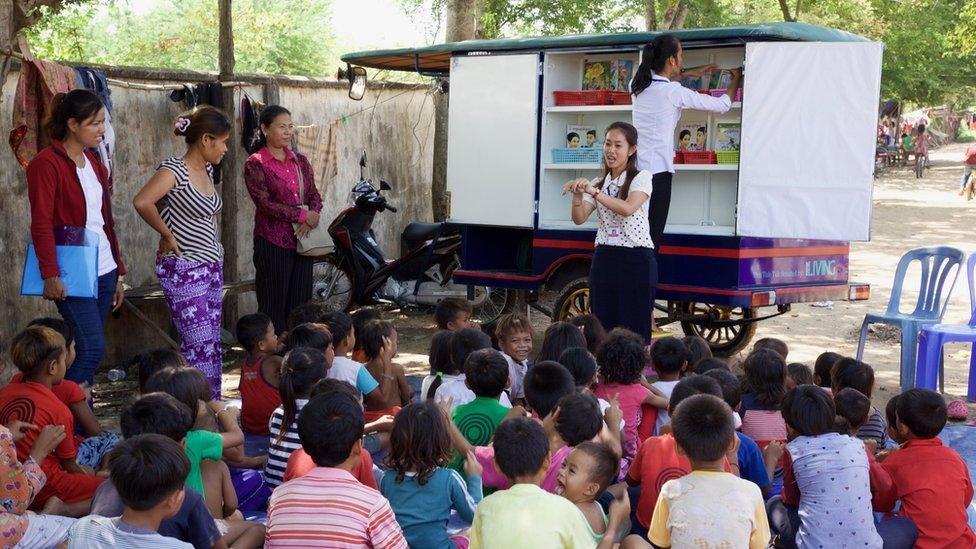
[27,141,126,279]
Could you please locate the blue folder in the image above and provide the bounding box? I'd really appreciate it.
[21,226,99,298]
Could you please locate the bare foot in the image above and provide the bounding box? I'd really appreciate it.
[41,496,67,516]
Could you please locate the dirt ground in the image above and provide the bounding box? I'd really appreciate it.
[93,142,976,427]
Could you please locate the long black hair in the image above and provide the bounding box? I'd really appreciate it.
[597,121,640,200]
[631,34,682,96]
[276,347,328,444]
[44,89,104,141]
[258,105,291,149]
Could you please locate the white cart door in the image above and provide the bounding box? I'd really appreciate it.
[736,41,883,241]
[447,54,539,227]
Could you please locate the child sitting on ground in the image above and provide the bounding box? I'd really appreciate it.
[593,329,668,471]
[834,387,872,437]
[832,357,890,450]
[739,348,789,449]
[681,335,713,371]
[813,351,843,389]
[136,348,188,394]
[95,393,263,548]
[560,347,622,430]
[625,375,734,538]
[623,393,770,549]
[421,331,454,401]
[435,328,512,411]
[753,337,789,360]
[879,388,976,548]
[144,367,247,520]
[382,401,483,548]
[569,315,607,357]
[321,312,394,408]
[494,313,533,404]
[68,434,195,548]
[453,349,511,450]
[351,307,383,363]
[435,298,475,331]
[556,441,620,542]
[785,362,814,390]
[265,391,408,547]
[361,319,413,415]
[284,301,327,334]
[235,313,283,437]
[694,356,729,375]
[0,420,74,548]
[704,368,770,493]
[468,417,628,548]
[0,326,106,516]
[767,385,914,549]
[264,347,327,488]
[537,322,587,363]
[648,337,689,434]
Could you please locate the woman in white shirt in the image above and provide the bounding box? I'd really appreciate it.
[565,122,656,341]
[630,34,742,249]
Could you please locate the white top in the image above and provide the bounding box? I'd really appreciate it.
[68,515,193,549]
[582,170,655,248]
[632,73,732,174]
[652,380,680,435]
[500,351,528,401]
[434,374,512,412]
[76,159,117,276]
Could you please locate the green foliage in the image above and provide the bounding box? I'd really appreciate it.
[25,0,335,76]
[959,127,976,143]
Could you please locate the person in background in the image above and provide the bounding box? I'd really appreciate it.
[27,89,126,389]
[914,124,929,178]
[494,313,533,404]
[360,320,413,415]
[569,315,607,357]
[420,331,454,401]
[784,362,814,391]
[752,337,789,360]
[136,348,189,395]
[648,337,689,434]
[134,106,232,400]
[831,357,890,451]
[244,105,323,335]
[813,351,843,390]
[434,298,475,331]
[703,368,770,493]
[351,307,383,363]
[960,141,976,199]
[234,313,282,438]
[537,322,587,364]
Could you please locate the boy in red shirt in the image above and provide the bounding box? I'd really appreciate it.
[878,388,976,549]
[625,375,735,537]
[234,313,282,436]
[0,326,105,516]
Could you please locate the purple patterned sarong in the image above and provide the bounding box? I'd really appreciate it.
[155,255,224,399]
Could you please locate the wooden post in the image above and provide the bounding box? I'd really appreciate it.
[218,0,242,329]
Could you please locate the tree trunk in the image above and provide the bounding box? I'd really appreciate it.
[217,0,240,327]
[645,0,657,31]
[217,0,234,78]
[662,0,679,29]
[778,0,794,21]
[672,4,688,29]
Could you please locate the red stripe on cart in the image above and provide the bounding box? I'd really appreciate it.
[533,238,595,250]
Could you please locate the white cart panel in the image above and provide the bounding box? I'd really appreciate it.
[446,54,540,227]
[737,41,883,241]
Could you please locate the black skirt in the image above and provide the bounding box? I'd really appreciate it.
[589,245,657,342]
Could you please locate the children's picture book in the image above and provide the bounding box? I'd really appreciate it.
[567,125,599,148]
[582,61,613,90]
[679,76,702,91]
[611,60,634,92]
[715,123,741,151]
[709,69,734,90]
[675,123,707,151]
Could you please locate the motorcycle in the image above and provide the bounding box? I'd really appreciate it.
[311,153,510,321]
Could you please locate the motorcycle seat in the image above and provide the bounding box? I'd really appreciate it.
[402,222,444,247]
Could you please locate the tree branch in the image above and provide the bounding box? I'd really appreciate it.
[645,0,656,31]
[778,0,794,21]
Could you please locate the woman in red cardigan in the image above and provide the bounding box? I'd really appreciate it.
[244,105,322,333]
[26,89,125,387]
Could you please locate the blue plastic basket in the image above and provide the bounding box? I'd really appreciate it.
[552,147,602,164]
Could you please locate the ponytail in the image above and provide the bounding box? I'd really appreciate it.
[425,330,456,400]
[631,34,682,96]
[597,121,641,200]
[276,347,327,444]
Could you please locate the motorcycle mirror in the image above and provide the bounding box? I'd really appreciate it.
[359,150,368,168]
[338,64,368,101]
[380,180,392,191]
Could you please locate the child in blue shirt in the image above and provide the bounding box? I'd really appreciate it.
[381,401,483,548]
[704,368,771,494]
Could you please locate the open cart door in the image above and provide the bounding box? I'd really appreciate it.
[736,41,883,241]
[446,54,539,227]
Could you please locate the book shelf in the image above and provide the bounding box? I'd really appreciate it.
[538,46,745,235]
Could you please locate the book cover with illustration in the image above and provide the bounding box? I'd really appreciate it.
[675,123,707,151]
[611,60,634,91]
[715,123,741,151]
[709,69,733,90]
[582,61,613,90]
[567,125,599,148]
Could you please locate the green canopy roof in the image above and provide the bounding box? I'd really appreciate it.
[341,22,868,75]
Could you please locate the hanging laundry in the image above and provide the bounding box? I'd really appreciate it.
[97,109,116,176]
[293,121,340,194]
[10,59,76,168]
[74,67,113,113]
[169,84,198,109]
[240,93,264,154]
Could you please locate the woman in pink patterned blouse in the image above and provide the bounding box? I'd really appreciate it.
[0,420,73,548]
[244,106,323,333]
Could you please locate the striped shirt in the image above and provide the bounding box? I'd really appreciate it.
[266,467,407,548]
[264,400,307,488]
[158,157,223,264]
[739,392,788,446]
[68,515,192,549]
[857,406,891,450]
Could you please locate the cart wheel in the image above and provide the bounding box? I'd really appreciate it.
[473,287,513,325]
[552,278,591,321]
[312,256,353,313]
[678,302,758,357]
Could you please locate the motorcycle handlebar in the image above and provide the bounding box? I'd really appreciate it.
[385,204,398,213]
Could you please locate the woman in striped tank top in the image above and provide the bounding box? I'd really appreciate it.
[133,106,232,399]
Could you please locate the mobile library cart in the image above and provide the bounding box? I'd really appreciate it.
[342,23,883,355]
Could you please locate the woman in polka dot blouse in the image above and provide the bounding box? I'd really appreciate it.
[565,121,656,341]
